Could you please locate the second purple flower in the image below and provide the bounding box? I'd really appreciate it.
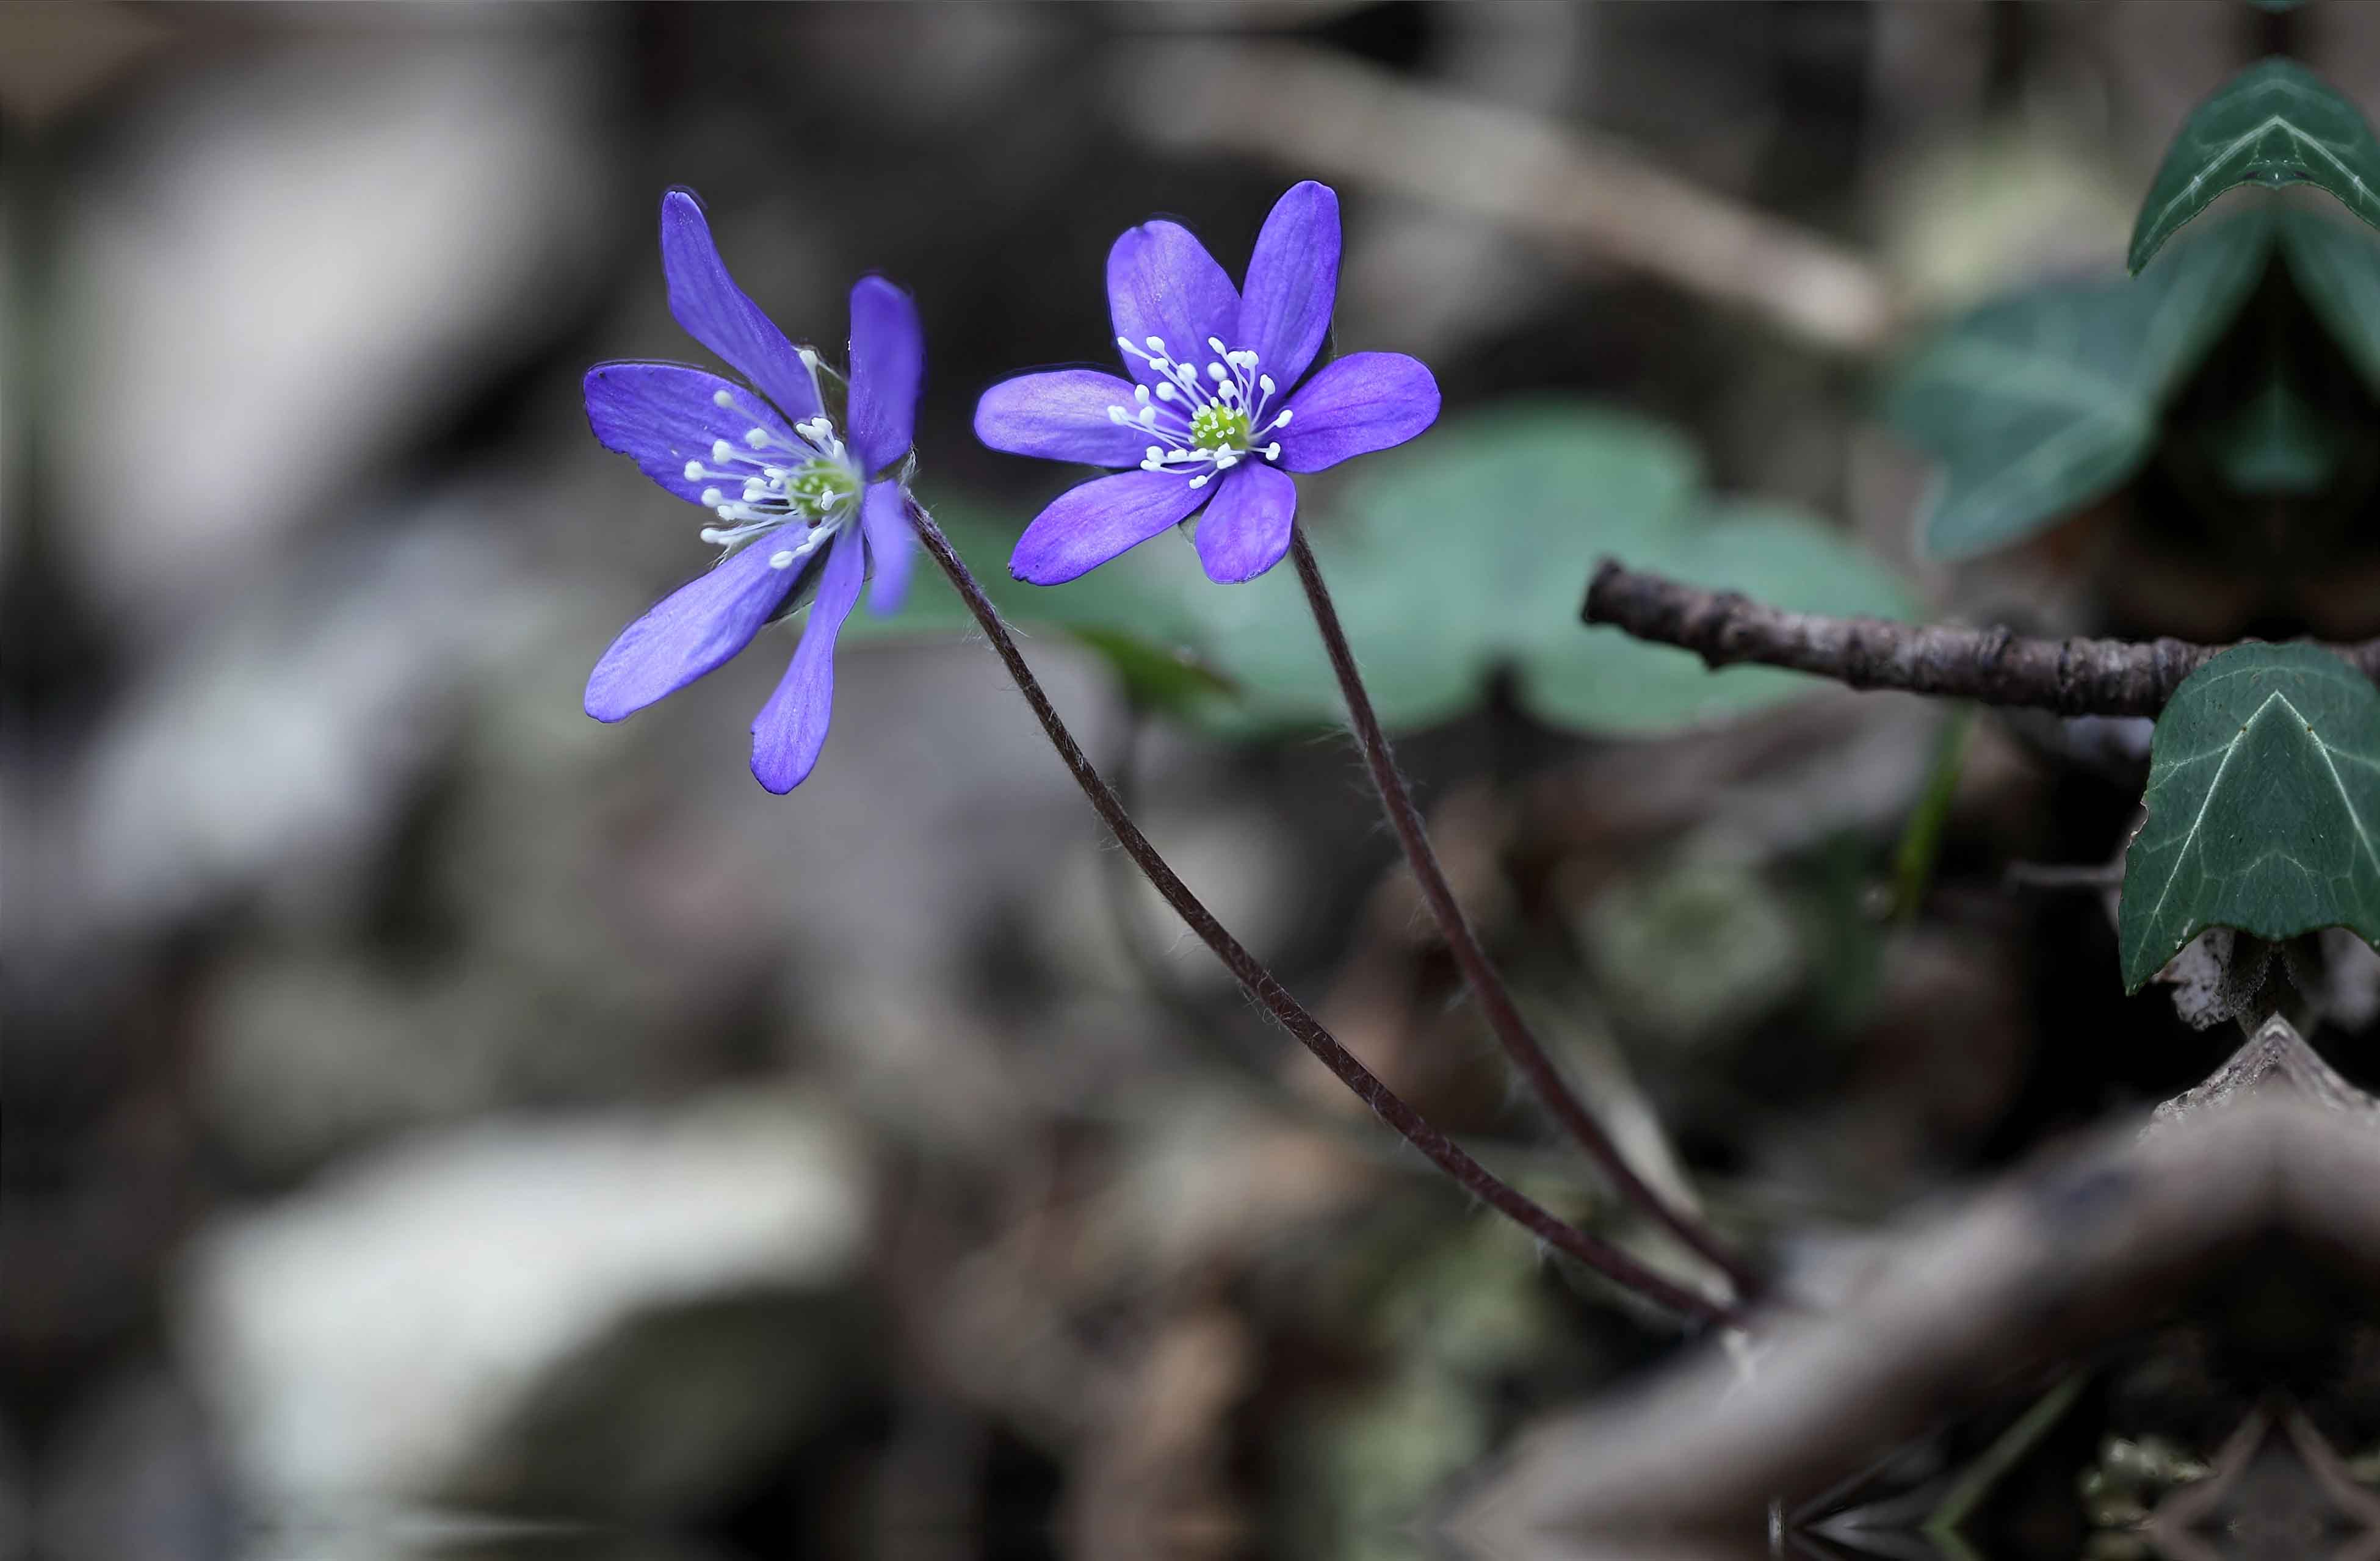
[977,181,1440,586]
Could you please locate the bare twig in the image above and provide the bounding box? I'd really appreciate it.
[1583,560,2380,718]
[1289,532,1760,1302]
[1118,40,1898,353]
[907,498,1737,1327]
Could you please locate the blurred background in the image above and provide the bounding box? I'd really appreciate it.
[7,4,2379,1559]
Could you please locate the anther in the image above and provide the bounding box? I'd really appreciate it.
[712,440,734,463]
[701,487,725,507]
[712,389,736,409]
[745,428,770,449]
[770,549,797,569]
[684,460,706,481]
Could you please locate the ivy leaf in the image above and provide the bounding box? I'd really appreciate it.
[872,403,1911,740]
[2129,58,2380,273]
[2205,368,2344,497]
[1888,215,2271,561]
[2118,643,2380,993]
[2277,207,2380,394]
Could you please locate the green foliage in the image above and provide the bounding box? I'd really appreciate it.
[874,403,1912,738]
[1888,216,2271,561]
[2129,58,2380,274]
[2118,644,2380,992]
[2278,207,2380,394]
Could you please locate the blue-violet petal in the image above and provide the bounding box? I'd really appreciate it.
[750,525,867,792]
[1237,182,1340,391]
[1276,352,1440,473]
[974,370,1157,467]
[1010,469,1209,585]
[584,362,801,506]
[1192,463,1298,583]
[585,539,804,721]
[846,276,924,475]
[1107,221,1240,393]
[859,479,915,615]
[659,189,825,426]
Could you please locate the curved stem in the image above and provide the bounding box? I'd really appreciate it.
[905,497,1738,1328]
[1289,528,1762,1302]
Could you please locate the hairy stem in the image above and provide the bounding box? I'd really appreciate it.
[1583,560,2380,717]
[1289,530,1760,1301]
[906,497,1737,1327]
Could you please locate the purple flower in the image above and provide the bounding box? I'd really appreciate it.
[583,190,924,793]
[975,181,1439,586]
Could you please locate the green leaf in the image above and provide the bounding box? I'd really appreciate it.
[2205,367,2343,498]
[1308,405,1918,737]
[2118,643,2380,992]
[2129,58,2380,273]
[869,403,1912,740]
[2277,207,2380,393]
[1889,214,2271,561]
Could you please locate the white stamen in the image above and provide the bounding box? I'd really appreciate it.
[1259,374,1276,396]
[711,439,734,462]
[684,460,705,481]
[701,487,725,507]
[713,389,736,408]
[770,549,797,569]
[745,427,771,449]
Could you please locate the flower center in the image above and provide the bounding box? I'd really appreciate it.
[1190,404,1251,452]
[681,388,862,571]
[1107,334,1294,489]
[783,457,859,519]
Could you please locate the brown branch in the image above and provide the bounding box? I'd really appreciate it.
[907,499,1740,1328]
[1290,532,1761,1302]
[1583,560,2380,718]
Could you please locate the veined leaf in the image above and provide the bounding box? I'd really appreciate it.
[2118,643,2380,992]
[2277,207,2380,394]
[2129,58,2380,273]
[869,403,1912,740]
[1889,215,2271,561]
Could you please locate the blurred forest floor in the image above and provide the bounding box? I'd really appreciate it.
[6,4,2378,1560]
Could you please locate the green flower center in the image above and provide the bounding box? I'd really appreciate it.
[1190,404,1251,453]
[785,457,859,521]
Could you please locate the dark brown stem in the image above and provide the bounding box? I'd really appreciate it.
[1289,530,1761,1302]
[906,497,1737,1328]
[1583,560,2380,718]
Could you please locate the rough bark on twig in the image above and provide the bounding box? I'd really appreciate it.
[1583,561,2380,718]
